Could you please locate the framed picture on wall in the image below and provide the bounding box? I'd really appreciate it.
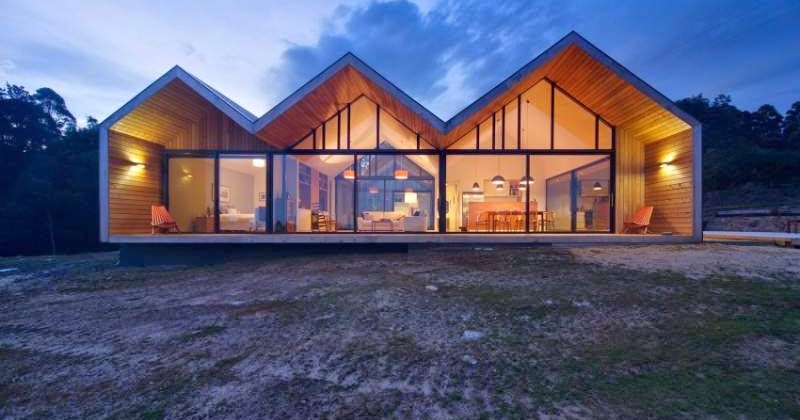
[258,192,266,202]
[220,185,231,203]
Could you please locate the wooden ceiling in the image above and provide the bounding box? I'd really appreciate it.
[442,45,691,147]
[111,80,270,150]
[110,40,692,151]
[255,66,443,149]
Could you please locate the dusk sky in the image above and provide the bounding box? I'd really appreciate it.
[3,0,799,126]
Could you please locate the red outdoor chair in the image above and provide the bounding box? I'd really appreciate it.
[623,206,654,234]
[151,205,180,234]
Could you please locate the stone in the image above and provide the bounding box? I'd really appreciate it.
[462,330,485,341]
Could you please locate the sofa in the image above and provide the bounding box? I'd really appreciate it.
[358,211,404,231]
[357,211,428,232]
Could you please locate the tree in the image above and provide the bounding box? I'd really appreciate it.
[784,101,800,146]
[750,104,784,148]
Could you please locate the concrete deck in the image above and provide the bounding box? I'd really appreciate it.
[703,231,800,247]
[110,233,695,245]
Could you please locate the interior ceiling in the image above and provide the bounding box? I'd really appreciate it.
[255,66,443,149]
[110,43,690,151]
[442,44,691,147]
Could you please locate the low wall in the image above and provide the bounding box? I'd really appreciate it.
[703,206,800,232]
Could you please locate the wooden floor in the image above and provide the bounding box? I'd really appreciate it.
[109,233,695,245]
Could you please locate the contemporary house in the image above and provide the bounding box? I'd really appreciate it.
[99,32,701,246]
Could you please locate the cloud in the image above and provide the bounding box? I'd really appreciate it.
[264,0,571,118]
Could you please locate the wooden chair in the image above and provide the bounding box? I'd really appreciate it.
[151,205,180,234]
[475,212,490,231]
[623,206,654,234]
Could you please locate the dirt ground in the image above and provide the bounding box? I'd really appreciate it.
[1,244,798,419]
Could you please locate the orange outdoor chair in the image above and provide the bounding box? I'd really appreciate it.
[151,205,180,234]
[623,206,654,234]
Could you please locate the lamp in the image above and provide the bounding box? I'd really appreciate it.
[520,175,534,185]
[404,191,418,204]
[593,181,603,191]
[369,186,379,194]
[471,182,481,191]
[394,169,409,180]
[495,183,504,192]
[251,158,266,168]
[344,169,356,179]
[491,156,504,185]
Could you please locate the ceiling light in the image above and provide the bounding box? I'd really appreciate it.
[472,182,481,191]
[394,169,409,180]
[251,158,266,168]
[593,181,603,191]
[491,174,505,185]
[369,186,379,194]
[344,169,355,179]
[520,175,534,185]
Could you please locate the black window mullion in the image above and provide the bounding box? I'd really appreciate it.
[337,110,342,149]
[501,105,506,150]
[376,104,380,149]
[322,120,326,150]
[525,153,530,233]
[266,152,274,233]
[517,95,522,150]
[347,104,351,150]
[352,155,358,231]
[595,115,599,150]
[550,82,555,150]
[214,152,220,233]
[491,113,496,150]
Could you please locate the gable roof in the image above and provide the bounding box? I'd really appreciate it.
[99,65,256,131]
[103,31,699,149]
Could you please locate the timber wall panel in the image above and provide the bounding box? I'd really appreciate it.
[109,131,164,234]
[614,128,645,233]
[111,80,271,151]
[644,129,693,235]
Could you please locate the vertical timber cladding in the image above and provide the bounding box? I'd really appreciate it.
[644,129,693,235]
[108,131,164,234]
[614,128,645,233]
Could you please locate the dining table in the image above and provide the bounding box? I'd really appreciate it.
[486,210,548,232]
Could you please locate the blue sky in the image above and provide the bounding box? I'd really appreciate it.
[2,0,799,125]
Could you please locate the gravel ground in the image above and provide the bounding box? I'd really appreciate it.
[0,244,798,419]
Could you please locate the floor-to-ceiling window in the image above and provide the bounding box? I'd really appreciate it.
[218,154,267,232]
[167,157,214,232]
[531,155,611,232]
[445,155,530,232]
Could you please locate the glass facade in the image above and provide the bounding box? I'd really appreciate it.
[161,80,614,235]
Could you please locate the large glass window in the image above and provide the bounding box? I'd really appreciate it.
[521,81,551,149]
[529,155,611,232]
[218,155,267,232]
[353,154,439,232]
[445,155,529,232]
[274,154,353,232]
[167,157,214,232]
[553,90,595,149]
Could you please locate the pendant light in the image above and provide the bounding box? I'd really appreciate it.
[368,186,379,194]
[491,156,505,185]
[520,175,534,185]
[394,169,409,180]
[495,183,504,192]
[344,169,355,180]
[471,182,481,191]
[592,181,603,191]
